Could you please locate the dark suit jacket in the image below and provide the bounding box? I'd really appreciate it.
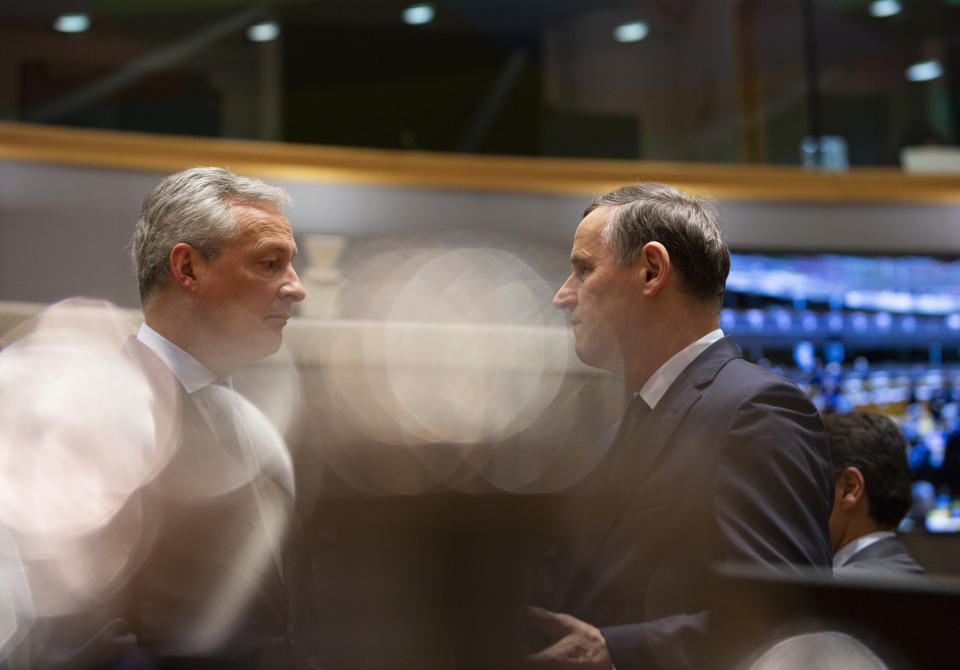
[548,336,834,670]
[835,535,927,580]
[117,336,310,668]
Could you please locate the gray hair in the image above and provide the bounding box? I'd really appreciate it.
[132,167,291,304]
[586,183,729,308]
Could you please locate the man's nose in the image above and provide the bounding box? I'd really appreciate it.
[552,274,577,310]
[281,266,306,302]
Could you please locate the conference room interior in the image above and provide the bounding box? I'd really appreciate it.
[2,1,960,668]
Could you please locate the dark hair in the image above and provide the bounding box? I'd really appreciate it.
[585,183,729,309]
[823,411,912,529]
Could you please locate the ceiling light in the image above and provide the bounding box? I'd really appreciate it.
[53,13,90,34]
[613,21,649,43]
[246,21,280,42]
[868,0,902,17]
[403,4,435,25]
[906,59,944,82]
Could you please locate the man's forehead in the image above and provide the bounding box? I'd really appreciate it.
[571,206,610,256]
[231,199,287,221]
[231,201,294,238]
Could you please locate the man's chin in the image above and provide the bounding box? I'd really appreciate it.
[260,332,284,357]
[574,341,622,376]
[242,330,284,365]
[573,341,600,368]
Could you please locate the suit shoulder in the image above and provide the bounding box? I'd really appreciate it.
[718,356,797,385]
[711,357,814,410]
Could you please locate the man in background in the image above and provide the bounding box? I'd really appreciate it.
[824,411,926,579]
[529,183,833,670]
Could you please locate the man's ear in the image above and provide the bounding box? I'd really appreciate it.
[637,241,670,297]
[836,466,866,511]
[169,243,203,293]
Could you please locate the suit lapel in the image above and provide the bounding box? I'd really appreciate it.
[628,336,743,482]
[631,381,699,481]
[563,337,745,615]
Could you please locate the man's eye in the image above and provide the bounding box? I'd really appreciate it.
[262,260,278,271]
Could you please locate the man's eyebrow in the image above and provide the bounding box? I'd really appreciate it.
[570,251,593,265]
[254,241,295,255]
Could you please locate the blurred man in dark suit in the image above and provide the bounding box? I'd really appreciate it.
[824,411,926,579]
[128,167,308,665]
[121,167,309,668]
[1,167,311,669]
[529,183,833,670]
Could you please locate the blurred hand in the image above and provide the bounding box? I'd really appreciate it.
[525,605,613,670]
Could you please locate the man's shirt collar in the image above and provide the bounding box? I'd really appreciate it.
[639,329,724,410]
[833,530,896,569]
[137,323,223,393]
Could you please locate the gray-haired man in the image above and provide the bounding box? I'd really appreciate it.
[123,167,308,667]
[133,166,305,376]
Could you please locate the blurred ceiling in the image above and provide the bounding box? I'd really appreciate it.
[0,0,957,165]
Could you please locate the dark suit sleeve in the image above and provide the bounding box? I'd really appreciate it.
[601,376,833,670]
[602,613,706,670]
[713,376,833,568]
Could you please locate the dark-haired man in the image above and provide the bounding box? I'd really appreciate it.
[824,411,926,579]
[529,183,834,670]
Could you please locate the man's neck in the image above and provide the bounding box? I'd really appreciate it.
[623,317,720,392]
[137,323,220,392]
[143,299,234,379]
[834,515,884,554]
[636,329,724,408]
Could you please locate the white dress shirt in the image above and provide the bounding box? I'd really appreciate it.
[638,329,725,410]
[136,323,223,392]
